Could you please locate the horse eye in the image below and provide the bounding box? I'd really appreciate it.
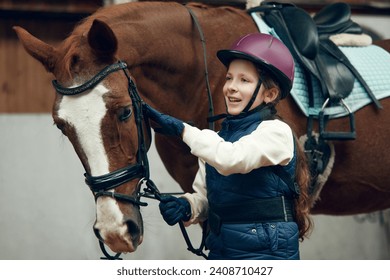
[118,106,132,122]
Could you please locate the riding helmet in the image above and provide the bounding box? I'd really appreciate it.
[217,33,294,99]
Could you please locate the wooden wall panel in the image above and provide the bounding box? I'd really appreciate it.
[0,0,102,13]
[2,20,63,113]
[1,0,388,113]
[0,0,103,113]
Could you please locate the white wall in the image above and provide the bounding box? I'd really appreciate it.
[1,114,389,260]
[352,14,390,40]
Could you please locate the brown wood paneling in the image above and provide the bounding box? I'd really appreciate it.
[0,0,103,113]
[0,0,102,13]
[2,0,388,113]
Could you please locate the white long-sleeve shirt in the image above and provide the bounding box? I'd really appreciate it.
[181,119,295,225]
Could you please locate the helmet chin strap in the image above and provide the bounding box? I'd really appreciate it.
[208,78,265,123]
[239,78,263,117]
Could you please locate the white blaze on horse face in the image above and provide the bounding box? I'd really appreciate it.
[57,83,129,247]
[57,84,109,176]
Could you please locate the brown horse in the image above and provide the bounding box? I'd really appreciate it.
[14,1,390,254]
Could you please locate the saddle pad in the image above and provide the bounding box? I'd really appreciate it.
[251,12,390,118]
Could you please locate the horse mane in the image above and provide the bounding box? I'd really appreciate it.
[56,35,79,79]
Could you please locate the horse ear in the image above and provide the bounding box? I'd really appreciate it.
[88,19,118,59]
[13,26,57,73]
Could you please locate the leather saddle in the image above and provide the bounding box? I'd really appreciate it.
[248,2,383,190]
[248,1,382,141]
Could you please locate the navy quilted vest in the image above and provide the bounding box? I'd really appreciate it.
[205,109,300,260]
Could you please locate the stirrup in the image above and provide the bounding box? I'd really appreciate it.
[319,98,356,140]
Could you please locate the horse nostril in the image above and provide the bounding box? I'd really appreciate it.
[126,220,141,241]
[93,226,103,241]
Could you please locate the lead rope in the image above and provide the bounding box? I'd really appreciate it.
[178,221,209,259]
[99,241,122,260]
[140,179,209,260]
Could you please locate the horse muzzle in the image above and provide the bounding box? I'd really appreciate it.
[93,217,144,253]
[93,195,144,253]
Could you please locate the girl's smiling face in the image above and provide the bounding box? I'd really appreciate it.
[223,59,265,116]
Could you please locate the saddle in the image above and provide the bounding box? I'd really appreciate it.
[248,2,383,191]
[248,1,382,141]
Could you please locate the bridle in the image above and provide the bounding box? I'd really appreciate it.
[53,61,159,205]
[52,61,162,258]
[52,60,207,259]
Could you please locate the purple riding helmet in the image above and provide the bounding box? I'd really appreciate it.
[217,33,294,102]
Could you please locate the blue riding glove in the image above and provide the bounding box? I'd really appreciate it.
[159,195,191,226]
[143,103,185,137]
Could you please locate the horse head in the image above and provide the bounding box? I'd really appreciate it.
[14,19,150,254]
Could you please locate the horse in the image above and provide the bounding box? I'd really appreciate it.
[13,1,390,255]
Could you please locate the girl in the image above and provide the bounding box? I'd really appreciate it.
[145,33,312,260]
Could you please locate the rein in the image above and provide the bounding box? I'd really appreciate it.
[186,5,215,131]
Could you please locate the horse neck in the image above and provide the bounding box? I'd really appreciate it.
[92,2,256,124]
[115,7,208,122]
